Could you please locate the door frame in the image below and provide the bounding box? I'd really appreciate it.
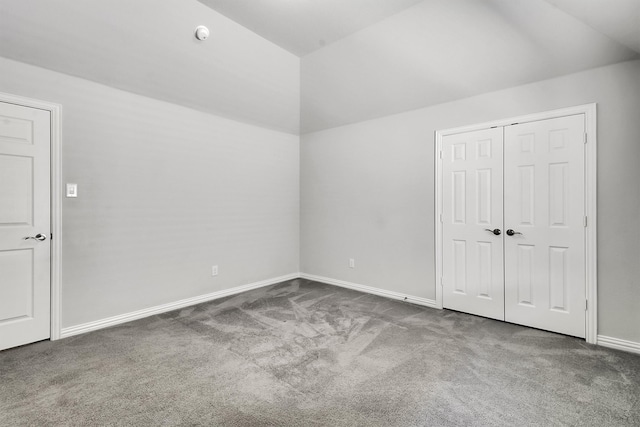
[435,104,597,344]
[0,91,62,341]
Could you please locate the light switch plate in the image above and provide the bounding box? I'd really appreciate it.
[66,183,78,198]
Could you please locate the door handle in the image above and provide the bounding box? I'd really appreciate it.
[506,229,522,236]
[24,233,47,242]
[484,228,501,236]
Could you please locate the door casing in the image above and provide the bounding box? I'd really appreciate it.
[0,91,62,341]
[435,104,597,344]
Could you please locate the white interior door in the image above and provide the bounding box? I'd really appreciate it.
[504,115,586,338]
[0,101,51,351]
[442,128,505,320]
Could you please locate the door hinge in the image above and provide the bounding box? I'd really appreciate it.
[585,300,588,311]
[583,216,587,227]
[440,277,443,287]
[440,213,443,223]
[584,133,588,144]
[439,150,442,159]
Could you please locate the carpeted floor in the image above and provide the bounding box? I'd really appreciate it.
[1,278,639,426]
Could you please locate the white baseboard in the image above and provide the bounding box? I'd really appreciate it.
[597,335,640,355]
[300,273,438,309]
[60,273,301,339]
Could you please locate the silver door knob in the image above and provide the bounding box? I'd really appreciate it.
[506,229,522,236]
[484,228,501,236]
[24,233,47,241]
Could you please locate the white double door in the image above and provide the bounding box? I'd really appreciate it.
[0,101,51,351]
[442,115,586,338]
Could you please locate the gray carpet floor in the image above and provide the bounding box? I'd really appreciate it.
[1,278,639,426]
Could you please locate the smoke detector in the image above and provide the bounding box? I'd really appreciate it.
[194,26,210,41]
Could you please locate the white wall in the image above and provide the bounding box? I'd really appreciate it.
[301,60,640,343]
[0,57,300,328]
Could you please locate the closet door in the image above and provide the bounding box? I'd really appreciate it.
[503,115,586,338]
[442,128,504,320]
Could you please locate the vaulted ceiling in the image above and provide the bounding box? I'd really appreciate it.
[0,0,638,134]
[544,0,640,53]
[197,0,426,56]
[298,0,640,132]
[199,0,640,57]
[0,0,301,133]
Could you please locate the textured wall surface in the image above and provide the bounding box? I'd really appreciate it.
[301,60,640,343]
[1,54,638,345]
[0,57,300,328]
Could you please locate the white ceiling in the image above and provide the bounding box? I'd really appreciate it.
[197,0,425,56]
[300,0,639,132]
[199,0,640,58]
[544,0,640,53]
[0,0,301,134]
[0,0,638,134]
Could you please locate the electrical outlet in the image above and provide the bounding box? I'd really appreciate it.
[211,265,218,276]
[349,258,355,268]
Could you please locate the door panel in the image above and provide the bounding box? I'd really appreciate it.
[503,115,585,338]
[0,249,34,321]
[442,128,504,320]
[0,154,33,225]
[0,102,50,351]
